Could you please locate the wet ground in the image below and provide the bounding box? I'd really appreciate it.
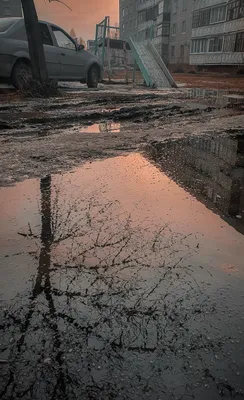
[1,85,244,399]
[173,73,244,91]
[0,85,243,186]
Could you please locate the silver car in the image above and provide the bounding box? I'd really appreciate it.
[0,18,103,88]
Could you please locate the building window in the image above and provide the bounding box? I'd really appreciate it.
[209,36,223,52]
[156,24,163,37]
[210,5,226,24]
[172,23,177,35]
[171,45,175,57]
[4,7,11,16]
[223,33,236,52]
[235,31,244,52]
[191,39,208,53]
[182,0,187,10]
[159,1,164,15]
[193,9,211,28]
[182,20,186,33]
[180,44,185,57]
[138,5,159,24]
[227,0,244,21]
[173,0,178,14]
[162,24,170,36]
[193,6,226,27]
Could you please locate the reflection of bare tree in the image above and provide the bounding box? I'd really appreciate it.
[0,178,239,399]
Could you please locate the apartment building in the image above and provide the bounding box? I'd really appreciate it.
[120,0,171,63]
[0,0,22,18]
[190,0,244,67]
[119,0,194,67]
[169,0,194,70]
[119,0,244,69]
[120,0,137,42]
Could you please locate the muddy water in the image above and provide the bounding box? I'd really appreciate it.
[1,149,244,400]
[79,121,122,133]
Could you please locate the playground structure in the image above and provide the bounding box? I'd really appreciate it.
[94,17,134,83]
[93,16,176,88]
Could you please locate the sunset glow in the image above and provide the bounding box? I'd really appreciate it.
[35,0,119,42]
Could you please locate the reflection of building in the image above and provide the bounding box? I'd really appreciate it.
[146,135,244,234]
[0,0,22,17]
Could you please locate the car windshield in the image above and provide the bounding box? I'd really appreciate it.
[0,18,18,32]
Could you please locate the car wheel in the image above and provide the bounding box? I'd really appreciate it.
[87,65,99,88]
[12,61,32,90]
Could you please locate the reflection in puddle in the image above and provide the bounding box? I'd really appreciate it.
[1,154,244,399]
[186,88,244,106]
[80,121,121,133]
[144,135,244,234]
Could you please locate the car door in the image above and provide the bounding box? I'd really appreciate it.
[51,26,86,80]
[39,23,61,79]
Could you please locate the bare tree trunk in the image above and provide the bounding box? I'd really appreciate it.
[21,0,49,87]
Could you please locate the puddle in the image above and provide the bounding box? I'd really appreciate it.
[144,134,244,235]
[79,121,122,133]
[1,153,244,399]
[186,88,244,106]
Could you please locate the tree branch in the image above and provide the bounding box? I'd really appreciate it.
[48,0,72,11]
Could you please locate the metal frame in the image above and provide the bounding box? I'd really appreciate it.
[94,16,110,66]
[94,17,130,83]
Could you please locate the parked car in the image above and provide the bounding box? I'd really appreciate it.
[0,18,103,89]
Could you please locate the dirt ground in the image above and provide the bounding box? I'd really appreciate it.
[0,84,243,186]
[173,73,244,91]
[103,69,244,91]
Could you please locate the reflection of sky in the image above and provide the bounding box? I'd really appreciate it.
[0,179,40,252]
[80,122,121,133]
[1,153,244,281]
[1,154,244,400]
[68,153,244,275]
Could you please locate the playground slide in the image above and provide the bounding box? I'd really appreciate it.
[129,38,177,89]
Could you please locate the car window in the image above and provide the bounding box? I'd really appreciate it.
[51,27,76,50]
[39,23,53,46]
[0,18,17,32]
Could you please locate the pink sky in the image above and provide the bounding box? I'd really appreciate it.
[35,0,119,42]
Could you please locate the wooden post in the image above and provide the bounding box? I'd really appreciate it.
[21,0,49,86]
